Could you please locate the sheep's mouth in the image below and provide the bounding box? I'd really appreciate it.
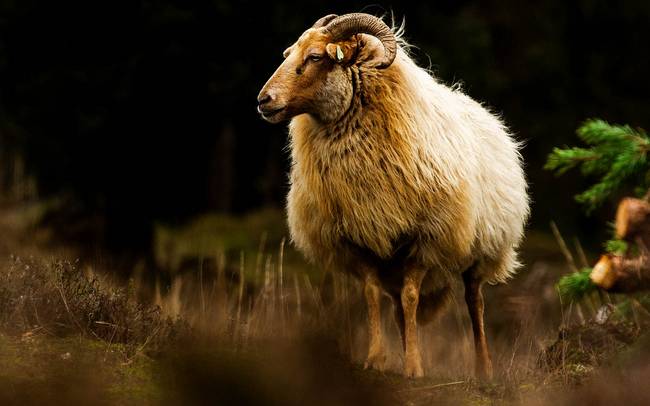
[257,106,286,119]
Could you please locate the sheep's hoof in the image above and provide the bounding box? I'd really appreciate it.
[363,349,387,371]
[403,356,424,378]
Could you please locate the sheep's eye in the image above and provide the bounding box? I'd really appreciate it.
[308,54,322,62]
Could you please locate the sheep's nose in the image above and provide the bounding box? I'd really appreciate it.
[257,92,273,106]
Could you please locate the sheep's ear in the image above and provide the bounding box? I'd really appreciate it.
[326,43,353,64]
[353,34,387,67]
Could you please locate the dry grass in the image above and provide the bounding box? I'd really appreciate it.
[1,205,650,405]
[0,256,184,348]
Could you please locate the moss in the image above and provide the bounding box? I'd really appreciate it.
[108,352,160,404]
[0,334,162,404]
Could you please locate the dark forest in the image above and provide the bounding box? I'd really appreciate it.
[2,0,648,254]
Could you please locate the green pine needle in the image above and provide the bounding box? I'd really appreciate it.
[577,119,634,146]
[544,147,599,174]
[557,268,596,302]
[545,119,650,212]
[605,239,627,255]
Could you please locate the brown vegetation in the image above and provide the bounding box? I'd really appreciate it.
[2,204,650,404]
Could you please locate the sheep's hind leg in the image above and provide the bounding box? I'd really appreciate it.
[392,285,450,353]
[401,267,426,378]
[363,269,387,371]
[393,296,405,350]
[462,264,493,380]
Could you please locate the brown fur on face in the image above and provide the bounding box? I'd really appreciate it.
[257,30,383,124]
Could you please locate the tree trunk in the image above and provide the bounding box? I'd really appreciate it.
[591,254,650,293]
[615,197,650,249]
[590,196,650,293]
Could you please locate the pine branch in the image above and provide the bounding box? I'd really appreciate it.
[544,147,599,175]
[545,119,650,211]
[577,119,634,146]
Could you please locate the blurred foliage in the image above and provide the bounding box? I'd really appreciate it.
[153,208,285,269]
[152,207,300,271]
[613,295,650,319]
[546,120,650,212]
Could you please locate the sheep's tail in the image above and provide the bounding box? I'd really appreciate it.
[484,247,523,285]
[417,285,452,324]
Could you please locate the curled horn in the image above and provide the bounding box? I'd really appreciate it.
[312,14,338,29]
[324,13,397,69]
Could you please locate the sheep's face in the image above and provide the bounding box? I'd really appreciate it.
[257,29,363,124]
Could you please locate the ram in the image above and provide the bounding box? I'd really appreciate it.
[257,13,529,378]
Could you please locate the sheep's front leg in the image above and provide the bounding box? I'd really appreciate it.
[363,269,386,371]
[401,267,426,378]
[462,267,493,380]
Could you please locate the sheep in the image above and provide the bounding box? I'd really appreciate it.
[257,13,529,379]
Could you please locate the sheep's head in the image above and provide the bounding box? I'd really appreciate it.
[257,13,396,124]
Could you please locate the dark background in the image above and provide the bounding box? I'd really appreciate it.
[0,0,649,256]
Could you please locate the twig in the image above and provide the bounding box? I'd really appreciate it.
[550,221,578,272]
[254,232,267,287]
[303,274,322,317]
[573,238,601,312]
[126,324,162,363]
[236,251,245,339]
[632,298,650,319]
[398,381,465,392]
[56,283,87,336]
[94,320,123,329]
[551,221,589,321]
[199,256,205,318]
[278,238,286,329]
[573,237,589,269]
[100,321,120,359]
[293,272,302,320]
[629,298,641,330]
